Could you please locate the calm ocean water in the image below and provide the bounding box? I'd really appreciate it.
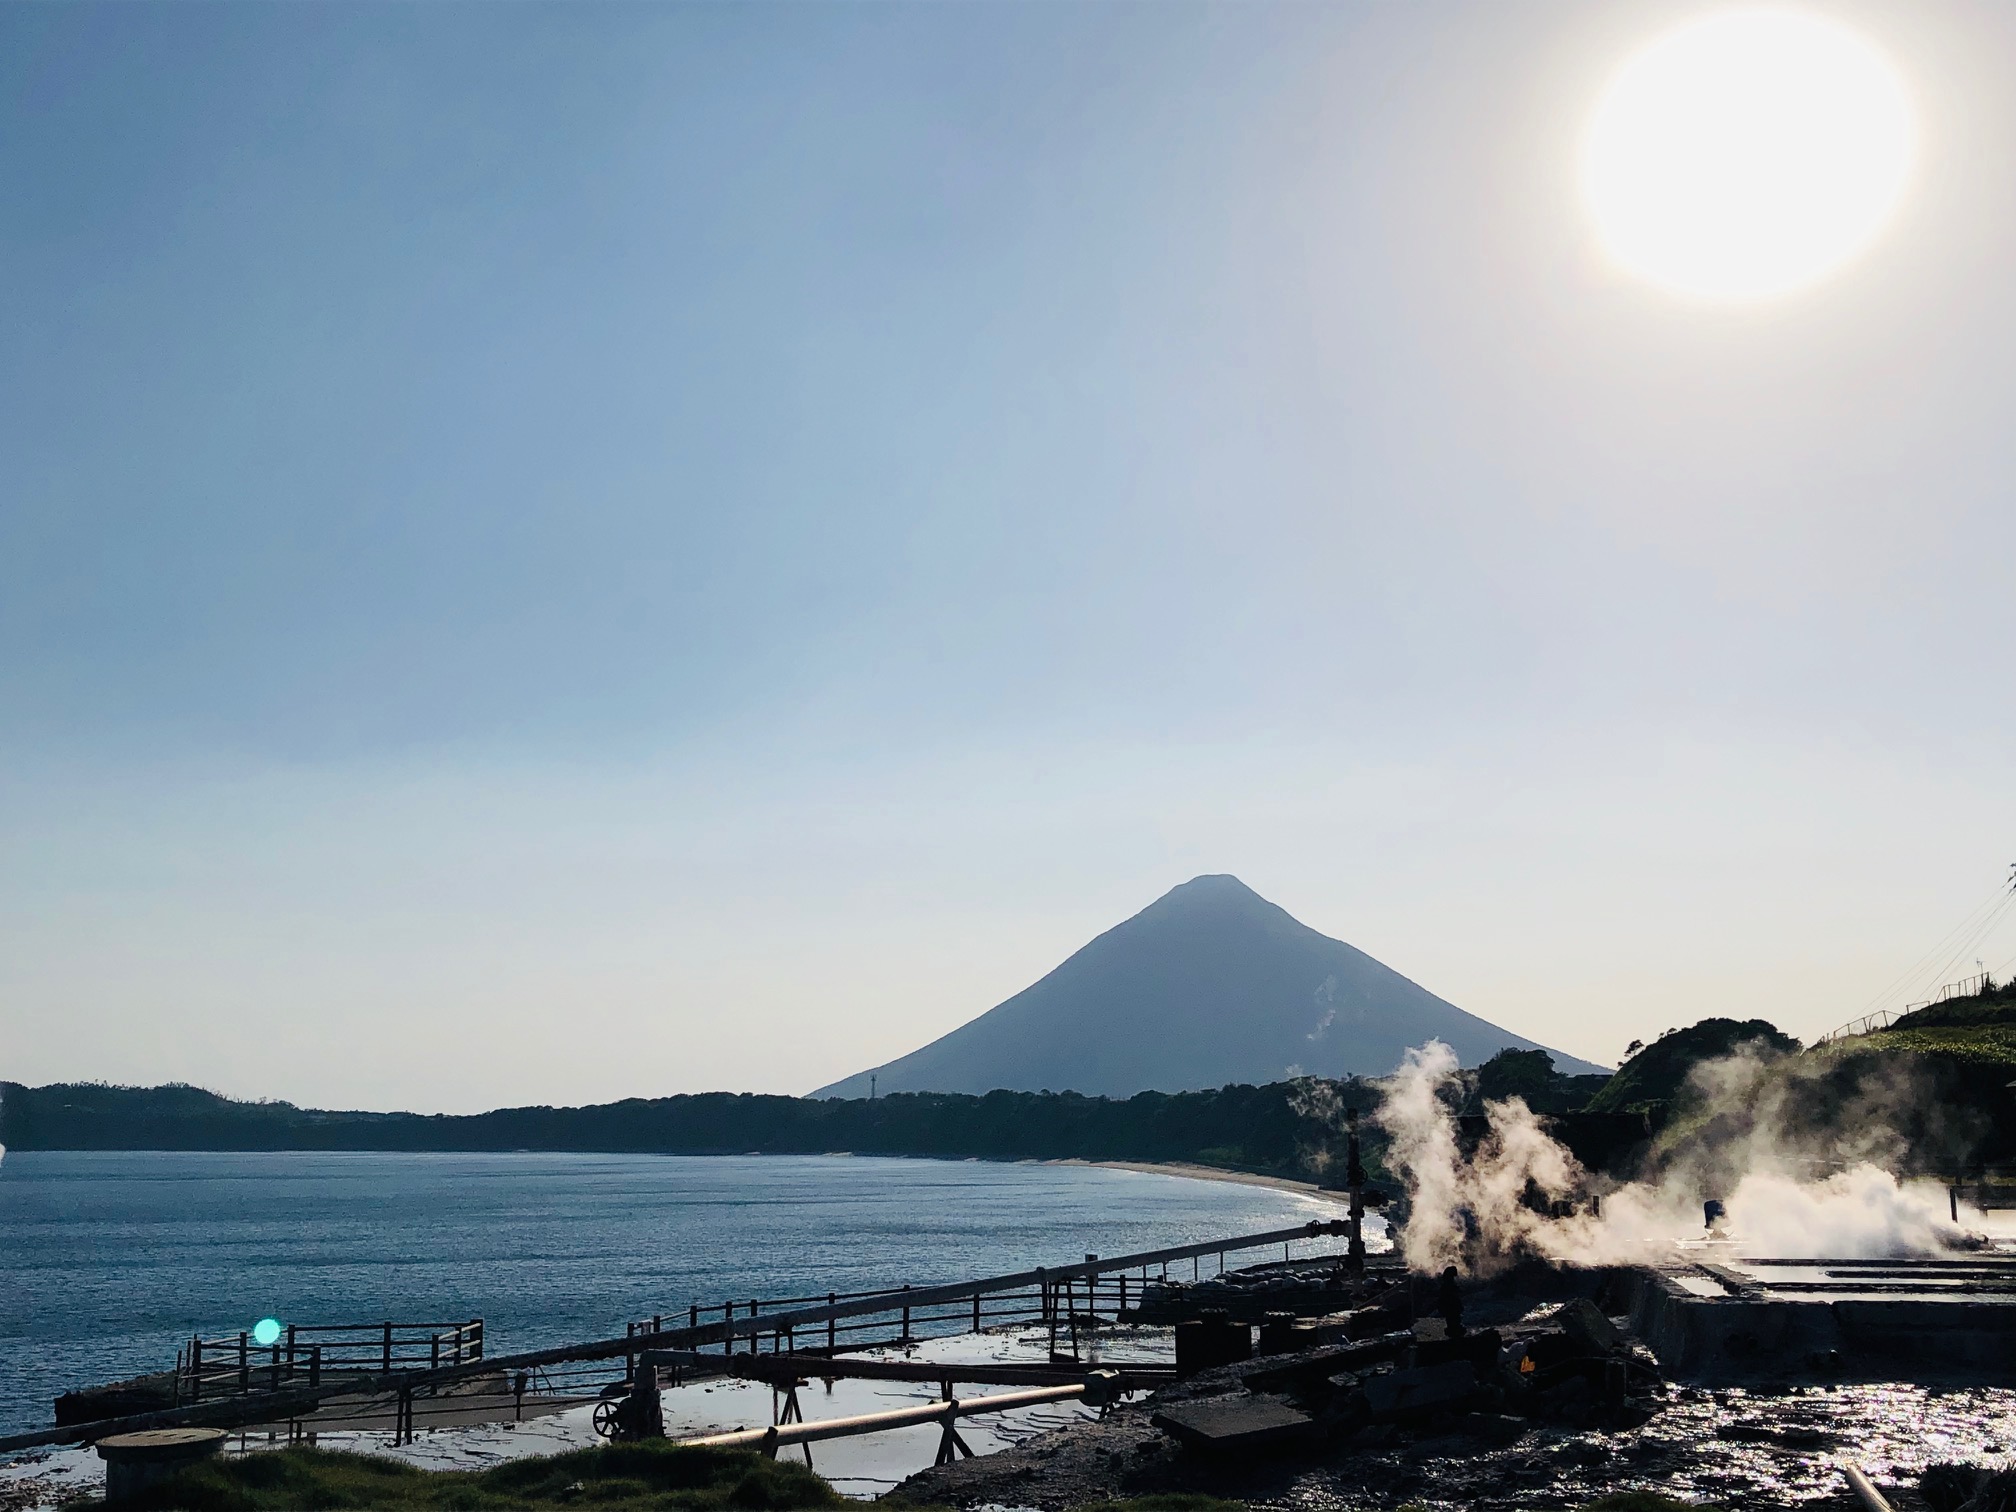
[0,1149,1335,1437]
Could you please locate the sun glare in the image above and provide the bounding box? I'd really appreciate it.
[1582,8,1915,302]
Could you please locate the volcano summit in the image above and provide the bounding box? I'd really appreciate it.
[812,875,1603,1098]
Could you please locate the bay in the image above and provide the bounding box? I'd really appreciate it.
[0,1149,1336,1437]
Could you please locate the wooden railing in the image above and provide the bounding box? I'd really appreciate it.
[624,1221,1352,1374]
[0,1220,1352,1457]
[178,1320,483,1402]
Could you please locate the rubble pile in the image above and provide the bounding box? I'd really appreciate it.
[1148,1295,1661,1458]
[1125,1259,1393,1325]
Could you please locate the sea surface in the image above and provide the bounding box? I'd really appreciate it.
[0,1149,1338,1437]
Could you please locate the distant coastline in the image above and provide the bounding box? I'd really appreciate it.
[0,1078,1361,1187]
[1048,1157,1345,1201]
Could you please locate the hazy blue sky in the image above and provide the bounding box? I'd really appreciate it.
[5,2,2013,1111]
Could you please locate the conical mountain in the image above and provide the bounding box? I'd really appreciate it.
[810,874,1605,1098]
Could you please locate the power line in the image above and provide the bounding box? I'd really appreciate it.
[1915,887,2016,1002]
[1855,875,2014,1016]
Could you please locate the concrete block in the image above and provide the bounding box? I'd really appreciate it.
[1541,1298,1621,1356]
[97,1428,226,1504]
[1363,1360,1478,1420]
[1175,1316,1253,1377]
[1151,1393,1318,1453]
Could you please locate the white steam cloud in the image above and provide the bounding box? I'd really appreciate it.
[1373,1039,1966,1275]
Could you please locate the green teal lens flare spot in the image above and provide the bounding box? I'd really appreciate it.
[252,1317,283,1347]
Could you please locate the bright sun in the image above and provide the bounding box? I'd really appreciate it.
[1582,8,1915,302]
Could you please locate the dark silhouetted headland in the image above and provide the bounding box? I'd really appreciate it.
[0,1078,1365,1179]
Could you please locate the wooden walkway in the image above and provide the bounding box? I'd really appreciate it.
[0,1218,1352,1456]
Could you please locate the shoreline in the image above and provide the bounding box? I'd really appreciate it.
[1047,1157,1346,1201]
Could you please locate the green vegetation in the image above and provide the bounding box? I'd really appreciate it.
[90,1443,842,1512]
[1801,975,2016,1068]
[1577,1496,1705,1512]
[0,1078,1375,1184]
[1472,1047,1611,1114]
[1822,1022,2016,1067]
[1582,1018,1799,1114]
[3,1048,1663,1183]
[80,1445,1247,1512]
[1890,974,2016,1030]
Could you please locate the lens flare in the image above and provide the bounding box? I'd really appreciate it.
[252,1316,283,1347]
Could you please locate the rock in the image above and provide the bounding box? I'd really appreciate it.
[1363,1361,1479,1421]
[1536,1373,1593,1419]
[1151,1392,1319,1453]
[1242,1333,1410,1394]
[1342,1422,1400,1451]
[1537,1299,1621,1356]
[1459,1411,1529,1446]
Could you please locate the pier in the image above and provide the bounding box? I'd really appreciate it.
[0,1218,1355,1457]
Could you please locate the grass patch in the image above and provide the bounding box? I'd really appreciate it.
[1851,1025,2016,1066]
[1579,1496,1708,1512]
[90,1442,845,1511]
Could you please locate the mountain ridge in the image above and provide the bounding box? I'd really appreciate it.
[810,874,1605,1098]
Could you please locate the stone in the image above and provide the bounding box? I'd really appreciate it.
[1151,1392,1319,1453]
[1363,1360,1479,1420]
[1459,1411,1530,1446]
[1532,1298,1620,1356]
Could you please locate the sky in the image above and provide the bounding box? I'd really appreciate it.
[4,1,2015,1113]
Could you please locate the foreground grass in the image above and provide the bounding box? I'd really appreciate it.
[81,1442,1714,1512]
[86,1446,1253,1512]
[86,1442,844,1511]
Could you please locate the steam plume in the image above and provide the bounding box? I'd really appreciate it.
[1373,1039,1968,1275]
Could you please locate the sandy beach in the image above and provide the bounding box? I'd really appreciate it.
[1045,1158,1347,1202]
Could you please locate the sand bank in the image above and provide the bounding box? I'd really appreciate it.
[1045,1158,1345,1202]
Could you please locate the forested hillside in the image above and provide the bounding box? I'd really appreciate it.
[0,1078,1370,1178]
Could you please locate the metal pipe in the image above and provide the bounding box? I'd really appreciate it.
[641,1348,1168,1389]
[0,1221,1346,1459]
[1843,1464,1895,1512]
[674,1384,1085,1452]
